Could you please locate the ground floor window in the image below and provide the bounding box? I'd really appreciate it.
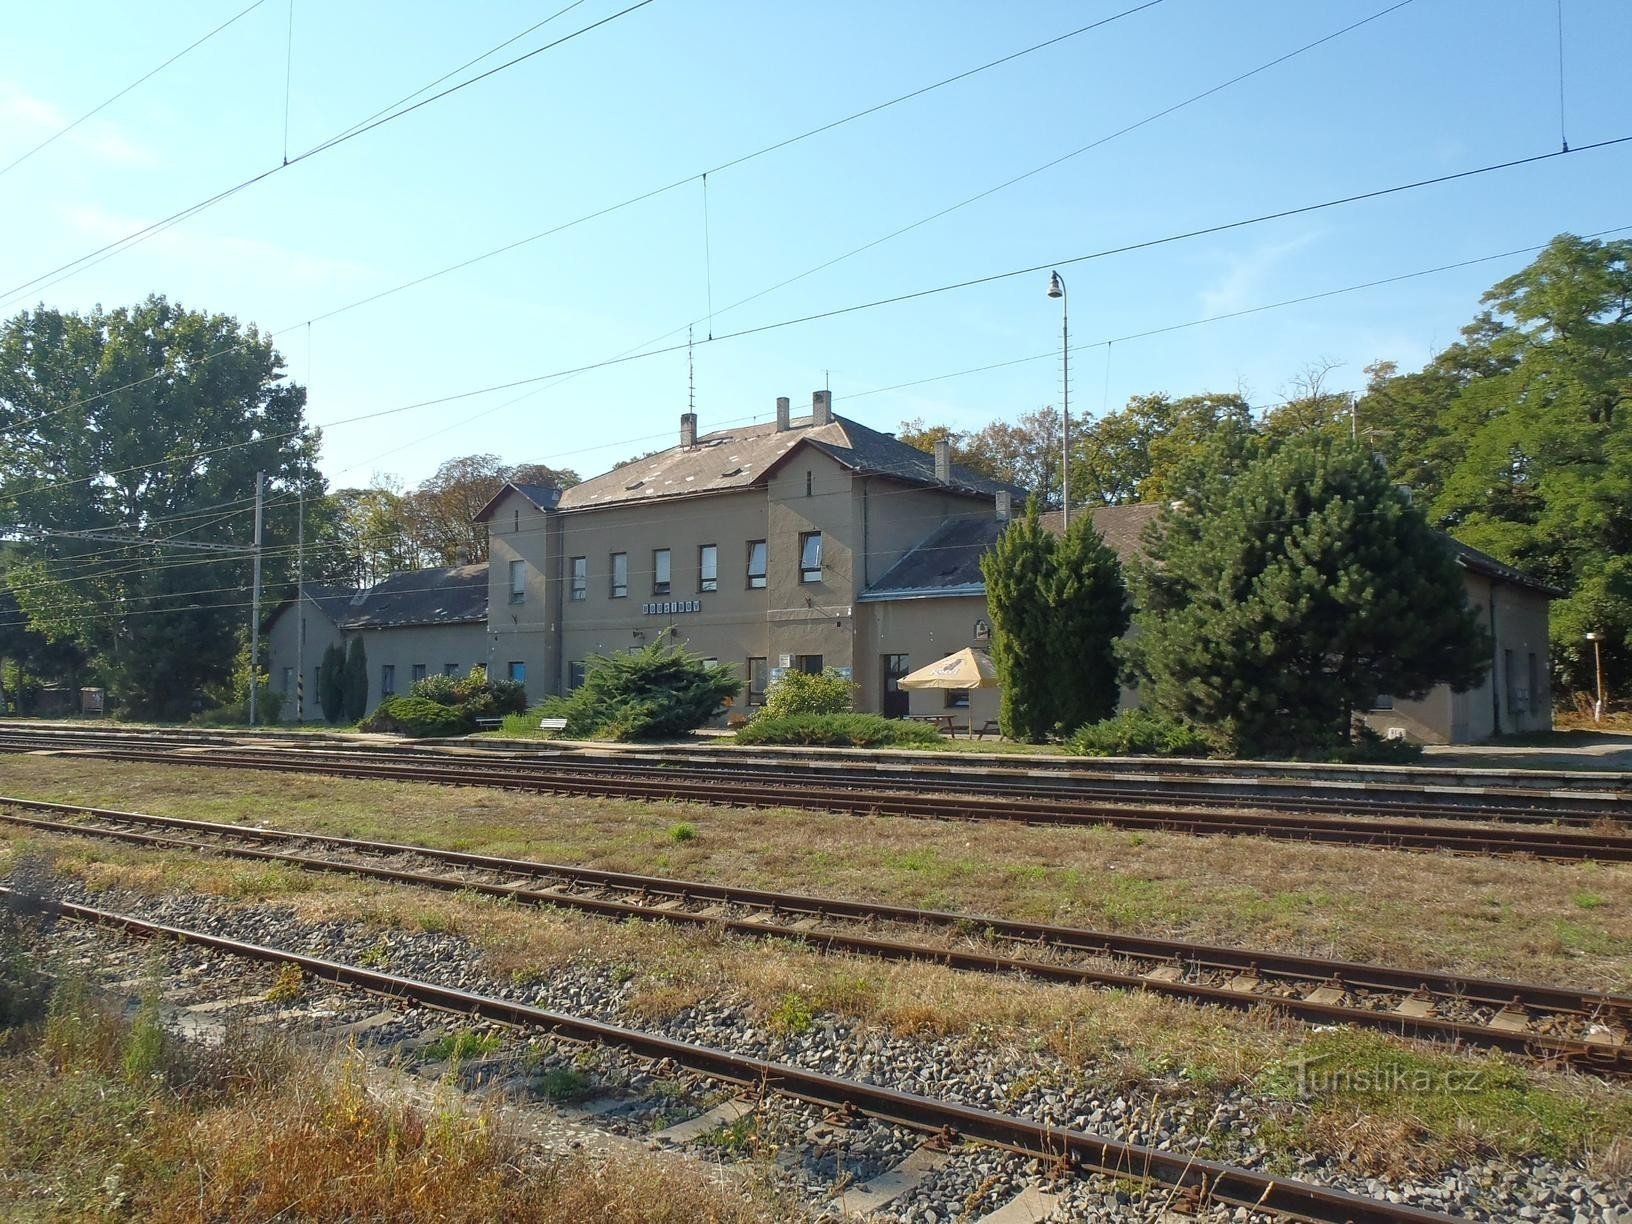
[747,657,768,705]
[944,688,970,709]
[443,663,459,677]
[281,667,292,693]
[1371,694,1394,710]
[568,661,586,690]
[508,661,526,683]
[412,664,427,683]
[795,654,823,675]
[381,664,396,697]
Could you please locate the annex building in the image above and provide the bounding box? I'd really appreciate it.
[266,391,1559,744]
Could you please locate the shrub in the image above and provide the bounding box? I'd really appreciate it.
[539,640,739,741]
[1324,724,1424,765]
[734,713,945,748]
[759,667,854,718]
[1067,708,1213,758]
[358,695,473,737]
[409,667,526,718]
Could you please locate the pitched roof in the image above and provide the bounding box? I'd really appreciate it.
[338,564,488,629]
[1447,539,1565,597]
[555,413,1024,511]
[863,501,1561,601]
[302,582,361,623]
[472,481,562,522]
[861,504,1156,601]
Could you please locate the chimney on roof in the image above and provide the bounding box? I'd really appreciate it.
[933,438,952,484]
[995,489,1011,522]
[775,396,791,432]
[680,412,698,449]
[811,389,833,427]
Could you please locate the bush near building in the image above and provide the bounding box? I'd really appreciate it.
[758,668,855,718]
[539,640,739,741]
[1067,709,1213,758]
[358,665,526,737]
[734,713,943,748]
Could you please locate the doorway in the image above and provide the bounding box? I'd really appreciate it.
[881,653,909,718]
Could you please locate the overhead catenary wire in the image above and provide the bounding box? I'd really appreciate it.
[0,0,271,180]
[3,139,1627,515]
[0,0,1166,352]
[0,0,665,306]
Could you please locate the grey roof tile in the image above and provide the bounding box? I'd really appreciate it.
[339,564,488,629]
[556,414,1024,511]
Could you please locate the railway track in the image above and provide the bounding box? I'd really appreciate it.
[3,723,1629,823]
[12,887,1463,1224]
[5,795,1626,1075]
[5,730,1630,862]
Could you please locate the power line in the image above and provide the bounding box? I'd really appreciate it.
[0,0,271,180]
[0,0,663,305]
[3,135,1625,511]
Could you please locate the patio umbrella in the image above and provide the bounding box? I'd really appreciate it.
[898,648,1000,735]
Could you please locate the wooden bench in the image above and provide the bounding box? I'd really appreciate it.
[473,716,503,731]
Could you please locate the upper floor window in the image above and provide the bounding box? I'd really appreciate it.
[569,556,587,601]
[610,552,628,598]
[799,531,823,583]
[699,544,718,593]
[746,540,767,589]
[513,509,520,534]
[652,548,671,596]
[508,559,525,604]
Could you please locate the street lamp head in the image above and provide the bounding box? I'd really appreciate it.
[1585,631,1605,641]
[1046,270,1064,299]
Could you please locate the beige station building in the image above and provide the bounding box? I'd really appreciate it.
[266,391,1559,744]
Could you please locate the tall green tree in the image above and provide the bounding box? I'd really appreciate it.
[1358,235,1631,696]
[979,499,1060,742]
[1125,432,1490,755]
[342,637,368,723]
[1049,514,1129,730]
[317,642,346,724]
[0,297,324,718]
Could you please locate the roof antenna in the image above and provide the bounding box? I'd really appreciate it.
[688,327,696,413]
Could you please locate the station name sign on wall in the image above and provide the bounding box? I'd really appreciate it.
[643,600,703,615]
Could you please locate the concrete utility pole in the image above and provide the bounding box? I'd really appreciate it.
[248,471,265,726]
[1586,631,1606,722]
[1047,271,1069,529]
[295,487,305,722]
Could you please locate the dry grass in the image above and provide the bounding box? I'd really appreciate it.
[0,970,793,1223]
[0,755,1626,992]
[7,831,1631,1178]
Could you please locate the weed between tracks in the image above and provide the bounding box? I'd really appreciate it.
[0,926,791,1222]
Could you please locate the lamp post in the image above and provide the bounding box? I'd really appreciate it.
[1046,270,1069,530]
[1586,631,1606,722]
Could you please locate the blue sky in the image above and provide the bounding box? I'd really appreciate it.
[3,0,1629,491]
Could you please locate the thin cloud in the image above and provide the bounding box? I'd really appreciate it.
[0,83,155,168]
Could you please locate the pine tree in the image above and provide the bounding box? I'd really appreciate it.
[1125,432,1491,756]
[342,637,369,723]
[1049,514,1130,731]
[317,643,345,723]
[979,498,1059,742]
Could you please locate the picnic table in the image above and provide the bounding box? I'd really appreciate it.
[906,714,958,733]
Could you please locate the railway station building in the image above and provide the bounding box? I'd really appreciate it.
[265,392,1558,744]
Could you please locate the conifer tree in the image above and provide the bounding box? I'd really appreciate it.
[1050,514,1130,730]
[979,498,1058,742]
[1125,432,1491,755]
[342,637,369,723]
[317,643,345,724]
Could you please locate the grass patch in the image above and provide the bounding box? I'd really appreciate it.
[419,1029,503,1063]
[0,970,792,1221]
[264,962,305,1004]
[667,821,697,843]
[768,992,814,1035]
[1258,1029,1632,1176]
